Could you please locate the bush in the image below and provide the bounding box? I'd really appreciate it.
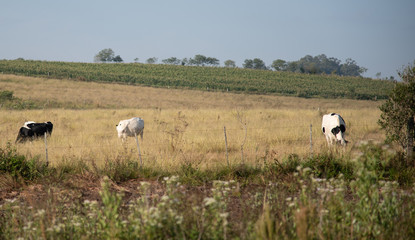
[0,90,38,110]
[0,90,14,101]
[0,143,48,181]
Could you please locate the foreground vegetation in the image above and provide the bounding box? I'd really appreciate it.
[1,143,414,239]
[0,59,394,99]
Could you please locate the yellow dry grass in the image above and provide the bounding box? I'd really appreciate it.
[0,74,385,169]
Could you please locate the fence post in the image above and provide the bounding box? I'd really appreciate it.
[134,133,143,168]
[224,126,229,167]
[310,124,313,159]
[44,132,49,165]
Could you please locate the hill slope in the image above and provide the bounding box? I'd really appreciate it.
[0,60,394,99]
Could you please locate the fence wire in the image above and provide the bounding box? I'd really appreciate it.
[1,123,375,162]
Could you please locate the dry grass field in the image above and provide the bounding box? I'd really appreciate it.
[0,74,384,169]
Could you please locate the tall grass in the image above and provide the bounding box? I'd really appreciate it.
[0,74,385,171]
[0,107,384,170]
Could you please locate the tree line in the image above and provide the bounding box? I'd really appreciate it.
[95,49,367,77]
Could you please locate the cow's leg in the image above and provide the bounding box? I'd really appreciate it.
[325,134,332,147]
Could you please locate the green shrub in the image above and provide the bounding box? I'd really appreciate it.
[302,153,354,180]
[0,90,14,101]
[101,155,142,182]
[0,90,38,110]
[0,143,48,181]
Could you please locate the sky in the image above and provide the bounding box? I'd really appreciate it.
[1,0,414,79]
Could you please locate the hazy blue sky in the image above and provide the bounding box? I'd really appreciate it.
[1,0,414,79]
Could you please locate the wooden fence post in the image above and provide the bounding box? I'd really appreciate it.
[44,132,49,165]
[310,124,313,158]
[134,133,143,168]
[224,126,229,167]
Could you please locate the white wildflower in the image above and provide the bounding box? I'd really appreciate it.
[5,198,17,203]
[303,167,311,173]
[176,215,183,225]
[220,213,229,218]
[204,197,216,206]
[35,209,46,217]
[54,225,61,233]
[140,181,150,187]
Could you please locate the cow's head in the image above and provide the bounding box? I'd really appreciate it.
[116,120,129,138]
[331,126,347,146]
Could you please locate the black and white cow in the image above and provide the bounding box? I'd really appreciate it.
[15,121,53,143]
[321,113,348,146]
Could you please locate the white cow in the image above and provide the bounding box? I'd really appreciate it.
[321,113,348,146]
[116,117,144,141]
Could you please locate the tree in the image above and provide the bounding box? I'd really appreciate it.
[189,54,207,66]
[224,60,236,68]
[286,61,299,72]
[162,57,181,65]
[378,61,415,164]
[94,48,115,63]
[181,58,189,66]
[112,55,123,63]
[206,57,220,66]
[271,59,287,71]
[243,59,254,69]
[253,58,267,70]
[275,54,367,76]
[188,55,219,66]
[146,57,158,64]
[134,58,139,63]
[243,58,267,70]
[339,58,367,76]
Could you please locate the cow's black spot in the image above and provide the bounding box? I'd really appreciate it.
[331,127,341,135]
[340,124,346,133]
[331,113,336,116]
[322,127,325,133]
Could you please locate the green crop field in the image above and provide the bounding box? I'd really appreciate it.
[0,59,394,100]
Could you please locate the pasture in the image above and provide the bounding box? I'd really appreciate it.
[0,74,383,168]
